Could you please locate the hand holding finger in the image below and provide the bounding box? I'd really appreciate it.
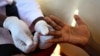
[44,17,62,30]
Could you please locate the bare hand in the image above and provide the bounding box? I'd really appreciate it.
[44,15,90,45]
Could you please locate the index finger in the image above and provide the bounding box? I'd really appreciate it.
[47,31,62,37]
[49,15,66,27]
[44,17,62,30]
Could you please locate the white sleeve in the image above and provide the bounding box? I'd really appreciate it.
[15,0,44,26]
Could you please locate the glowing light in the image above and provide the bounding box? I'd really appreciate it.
[74,9,79,15]
[51,44,61,56]
[71,9,79,27]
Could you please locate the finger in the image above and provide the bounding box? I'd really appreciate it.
[14,40,27,53]
[19,32,33,46]
[74,15,85,26]
[46,38,64,43]
[45,17,62,30]
[18,33,36,53]
[33,32,38,45]
[47,31,61,37]
[49,15,65,27]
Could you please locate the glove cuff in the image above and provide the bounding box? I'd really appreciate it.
[29,17,45,31]
[35,20,49,35]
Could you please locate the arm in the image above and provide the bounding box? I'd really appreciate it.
[15,0,55,49]
[0,14,7,27]
[15,0,49,34]
[15,0,43,26]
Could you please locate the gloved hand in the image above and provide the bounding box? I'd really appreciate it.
[34,20,54,49]
[3,16,38,53]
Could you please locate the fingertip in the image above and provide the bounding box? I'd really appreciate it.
[44,17,51,24]
[44,16,49,19]
[44,17,48,21]
[49,15,55,18]
[74,15,85,25]
[74,15,79,20]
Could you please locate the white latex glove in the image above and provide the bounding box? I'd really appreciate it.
[3,16,38,53]
[35,20,54,49]
[35,20,49,35]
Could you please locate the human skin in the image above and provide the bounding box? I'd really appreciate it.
[44,15,90,46]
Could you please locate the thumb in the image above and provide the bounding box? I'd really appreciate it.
[33,32,39,45]
[74,15,85,26]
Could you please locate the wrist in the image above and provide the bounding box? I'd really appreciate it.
[29,17,45,31]
[0,14,7,27]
